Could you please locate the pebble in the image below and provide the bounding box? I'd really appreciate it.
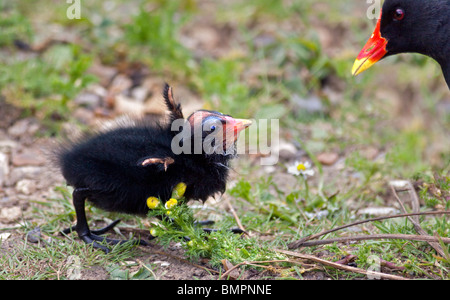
[361,146,379,160]
[7,118,39,138]
[357,207,400,216]
[153,261,171,267]
[317,152,339,166]
[0,140,18,153]
[73,107,95,125]
[7,119,30,137]
[278,140,298,160]
[6,166,43,186]
[0,232,11,241]
[114,94,145,116]
[131,86,149,103]
[74,92,101,108]
[11,150,45,166]
[0,206,21,223]
[0,152,9,187]
[26,227,41,243]
[16,179,36,195]
[292,94,325,113]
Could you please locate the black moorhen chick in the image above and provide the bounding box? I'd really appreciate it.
[57,84,252,252]
[352,0,450,89]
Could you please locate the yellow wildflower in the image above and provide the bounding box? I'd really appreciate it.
[297,163,306,171]
[150,228,158,237]
[147,197,160,209]
[165,198,178,209]
[171,182,187,199]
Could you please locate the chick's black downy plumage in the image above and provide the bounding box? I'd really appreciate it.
[57,84,252,252]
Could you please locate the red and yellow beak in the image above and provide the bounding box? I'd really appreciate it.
[233,118,253,133]
[352,17,388,76]
[224,117,252,142]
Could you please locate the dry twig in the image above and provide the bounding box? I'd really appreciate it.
[390,181,446,257]
[220,260,290,280]
[276,249,408,280]
[288,211,450,249]
[292,233,450,247]
[225,199,248,236]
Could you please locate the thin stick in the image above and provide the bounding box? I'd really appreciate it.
[293,233,450,247]
[220,260,290,280]
[288,211,450,249]
[390,184,446,257]
[136,258,158,279]
[276,249,408,280]
[226,199,247,236]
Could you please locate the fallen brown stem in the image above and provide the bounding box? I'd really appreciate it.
[220,260,290,280]
[288,211,450,249]
[276,249,408,280]
[293,233,450,247]
[390,183,446,257]
[226,199,248,236]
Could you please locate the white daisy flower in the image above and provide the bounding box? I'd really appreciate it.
[287,160,315,178]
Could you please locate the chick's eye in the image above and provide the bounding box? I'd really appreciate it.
[393,8,405,21]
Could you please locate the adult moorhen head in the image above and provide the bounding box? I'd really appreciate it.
[352,0,450,89]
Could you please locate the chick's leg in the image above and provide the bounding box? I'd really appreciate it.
[62,188,147,253]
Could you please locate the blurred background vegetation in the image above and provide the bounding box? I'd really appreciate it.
[1,0,448,171]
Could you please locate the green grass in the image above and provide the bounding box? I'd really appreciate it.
[0,0,449,279]
[0,222,141,280]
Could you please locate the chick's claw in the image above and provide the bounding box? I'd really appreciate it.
[141,157,175,171]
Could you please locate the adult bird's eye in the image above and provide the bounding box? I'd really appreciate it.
[393,8,405,21]
[210,125,216,131]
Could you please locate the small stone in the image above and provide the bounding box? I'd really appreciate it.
[0,206,22,223]
[16,179,36,195]
[11,150,45,166]
[74,92,101,108]
[292,94,325,113]
[6,166,43,186]
[131,86,149,103]
[357,207,400,216]
[362,146,379,160]
[26,227,41,243]
[0,233,11,241]
[278,141,298,160]
[8,119,30,137]
[317,152,339,166]
[0,152,9,186]
[73,107,95,125]
[7,118,39,138]
[115,94,145,116]
[0,140,18,153]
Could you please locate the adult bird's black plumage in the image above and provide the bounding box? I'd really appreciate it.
[57,84,252,252]
[353,0,450,89]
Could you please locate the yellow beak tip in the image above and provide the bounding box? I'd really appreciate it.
[236,119,253,128]
[351,58,373,77]
[351,65,361,76]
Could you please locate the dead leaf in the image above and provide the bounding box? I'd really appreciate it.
[221,259,234,271]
